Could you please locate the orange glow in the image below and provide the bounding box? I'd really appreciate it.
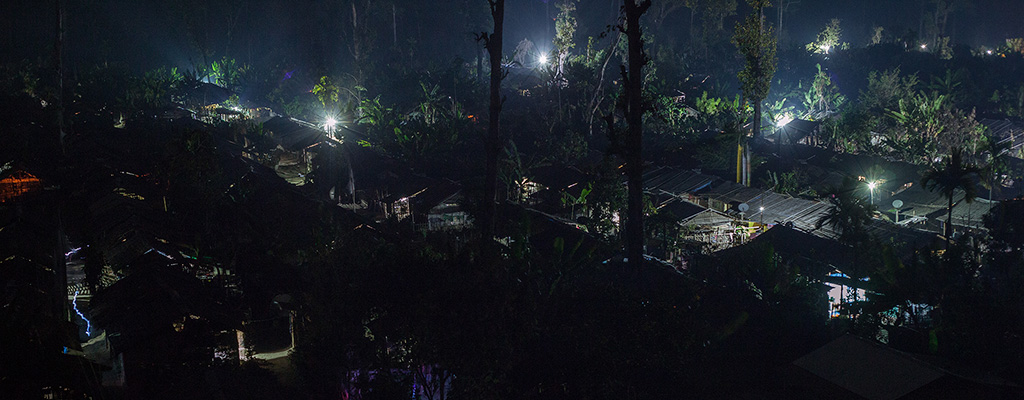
[0,170,42,202]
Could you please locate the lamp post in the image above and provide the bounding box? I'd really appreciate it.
[759,206,765,227]
[867,181,877,205]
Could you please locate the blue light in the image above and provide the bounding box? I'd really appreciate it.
[73,290,92,336]
[64,247,82,259]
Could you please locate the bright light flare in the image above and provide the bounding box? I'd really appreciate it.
[538,54,548,66]
[867,181,877,190]
[920,44,927,50]
[324,117,340,136]
[820,44,831,54]
[775,114,794,128]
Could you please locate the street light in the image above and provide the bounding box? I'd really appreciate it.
[759,206,765,226]
[867,181,877,205]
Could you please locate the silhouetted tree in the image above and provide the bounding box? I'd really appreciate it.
[733,0,776,184]
[922,147,983,243]
[734,0,776,142]
[479,0,504,244]
[816,176,876,246]
[622,0,650,269]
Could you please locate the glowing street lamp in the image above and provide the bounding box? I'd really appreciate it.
[920,43,928,50]
[775,114,794,128]
[324,117,338,138]
[867,181,877,205]
[775,115,793,144]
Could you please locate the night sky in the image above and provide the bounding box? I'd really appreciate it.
[4,0,1023,72]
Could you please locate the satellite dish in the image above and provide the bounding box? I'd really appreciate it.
[892,199,904,209]
[738,203,750,213]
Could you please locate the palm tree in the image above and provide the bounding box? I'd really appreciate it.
[921,147,983,243]
[816,176,876,313]
[816,176,875,246]
[982,137,1012,201]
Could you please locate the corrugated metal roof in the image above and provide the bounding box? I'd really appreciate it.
[778,119,821,143]
[656,198,706,220]
[890,185,996,230]
[643,166,718,195]
[743,191,836,237]
[643,167,949,248]
[644,167,840,238]
[683,209,734,227]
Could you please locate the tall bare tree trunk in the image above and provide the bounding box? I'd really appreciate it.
[752,5,765,145]
[482,0,505,242]
[55,0,65,153]
[737,140,743,184]
[587,30,621,137]
[351,2,359,57]
[748,4,764,187]
[689,7,695,45]
[351,1,363,81]
[623,0,650,269]
[777,2,782,45]
[745,143,751,186]
[946,194,954,244]
[54,0,69,321]
[476,46,483,83]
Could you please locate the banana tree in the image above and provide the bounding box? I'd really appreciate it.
[561,183,592,221]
